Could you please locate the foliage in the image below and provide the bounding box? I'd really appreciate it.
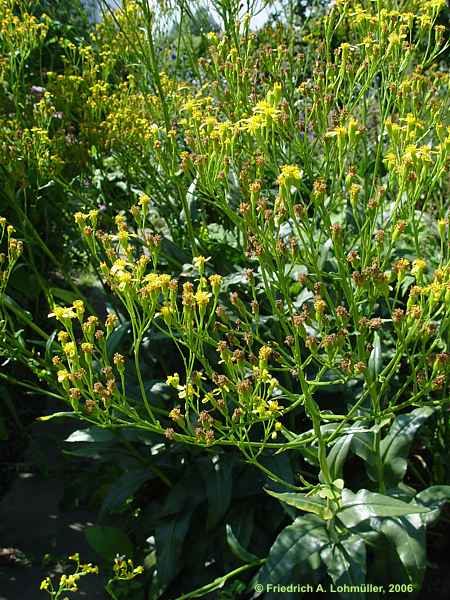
[0,0,450,598]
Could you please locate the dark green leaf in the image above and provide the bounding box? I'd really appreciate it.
[107,321,131,360]
[226,524,259,563]
[0,411,8,440]
[85,525,133,561]
[101,468,154,515]
[380,407,435,488]
[257,515,329,587]
[155,511,192,585]
[337,489,429,528]
[371,515,425,586]
[65,427,117,443]
[200,456,234,530]
[368,332,382,381]
[415,485,450,526]
[326,428,355,480]
[49,287,80,304]
[320,534,366,600]
[266,489,333,520]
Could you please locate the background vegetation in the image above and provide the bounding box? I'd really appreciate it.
[1,0,450,598]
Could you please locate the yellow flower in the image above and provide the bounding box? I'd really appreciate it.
[160,305,174,319]
[258,345,272,362]
[277,164,302,187]
[411,259,427,277]
[63,342,77,358]
[69,553,80,561]
[314,298,326,314]
[48,305,77,321]
[209,274,222,293]
[166,373,180,388]
[40,577,51,591]
[195,289,211,307]
[138,193,150,207]
[193,255,210,271]
[178,383,194,399]
[57,330,69,343]
[267,400,281,413]
[72,300,85,320]
[57,370,70,383]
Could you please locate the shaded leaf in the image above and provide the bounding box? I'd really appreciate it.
[155,511,192,585]
[107,321,130,360]
[320,534,366,600]
[368,332,382,381]
[85,526,133,561]
[226,524,259,563]
[337,489,429,528]
[200,455,234,530]
[415,485,450,526]
[65,427,116,443]
[371,515,425,586]
[380,407,436,488]
[49,287,80,304]
[257,515,329,587]
[266,489,333,520]
[101,468,154,515]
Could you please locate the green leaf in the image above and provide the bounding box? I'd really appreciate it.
[200,456,234,530]
[38,411,79,422]
[371,515,425,586]
[380,407,436,488]
[337,489,429,528]
[155,511,192,585]
[185,176,199,221]
[159,237,189,266]
[1,293,33,320]
[415,485,450,526]
[326,426,359,480]
[368,332,382,381]
[49,287,80,304]
[44,329,58,362]
[226,524,259,563]
[257,515,329,588]
[101,468,154,515]
[320,534,366,600]
[351,430,376,462]
[266,489,333,520]
[65,427,116,443]
[85,526,133,561]
[106,321,130,360]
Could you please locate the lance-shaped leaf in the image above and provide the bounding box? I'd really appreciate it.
[368,331,382,381]
[266,489,333,520]
[380,407,436,488]
[200,456,234,530]
[226,524,259,563]
[320,534,366,600]
[415,485,450,526]
[324,422,372,480]
[371,514,425,586]
[257,515,329,588]
[337,489,429,529]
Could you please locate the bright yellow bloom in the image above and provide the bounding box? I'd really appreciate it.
[195,289,211,307]
[277,165,302,187]
[411,259,427,277]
